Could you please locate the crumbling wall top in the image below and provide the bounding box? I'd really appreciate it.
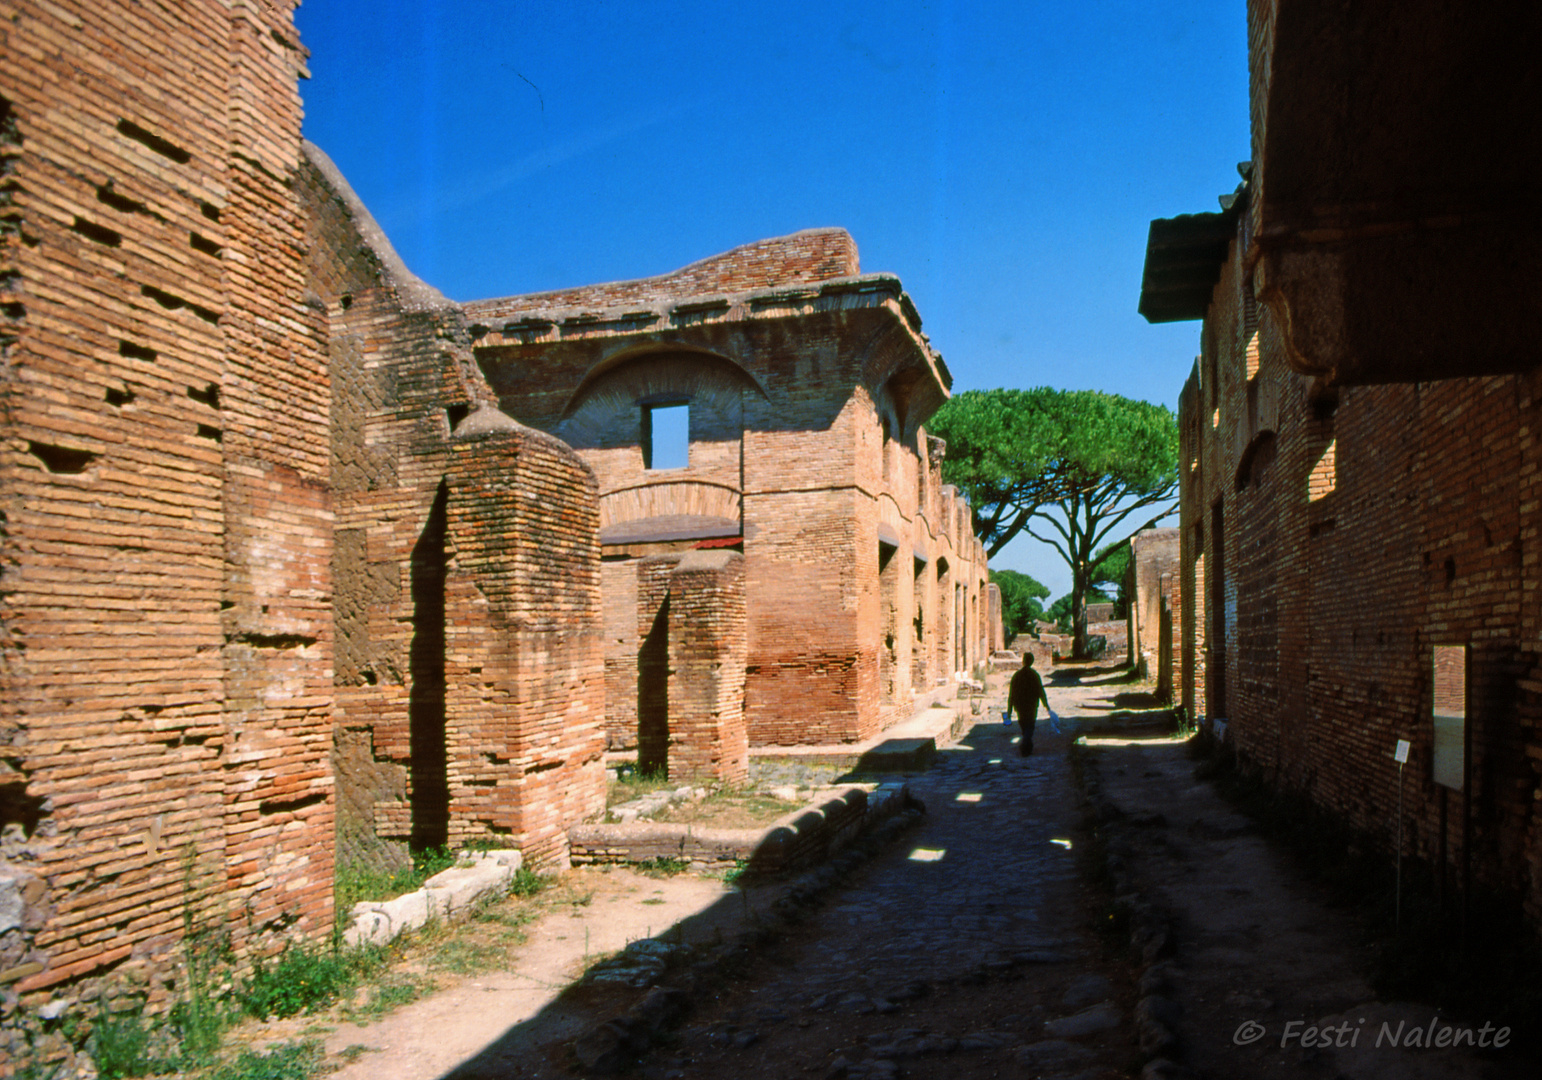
[465,228,859,323]
[302,140,457,316]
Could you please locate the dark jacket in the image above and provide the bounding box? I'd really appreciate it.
[1008,665,1049,719]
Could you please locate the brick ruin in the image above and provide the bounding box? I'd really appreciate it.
[298,144,607,877]
[1,0,336,1020]
[1142,0,1542,924]
[0,0,997,1043]
[1125,528,1180,703]
[466,231,993,767]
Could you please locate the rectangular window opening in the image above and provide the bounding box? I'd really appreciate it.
[644,402,690,470]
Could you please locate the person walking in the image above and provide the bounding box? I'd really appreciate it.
[1006,653,1053,756]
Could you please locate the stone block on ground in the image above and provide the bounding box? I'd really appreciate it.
[345,849,522,946]
[1043,1002,1123,1037]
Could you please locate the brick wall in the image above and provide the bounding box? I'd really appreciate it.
[602,560,642,750]
[1128,529,1180,697]
[1159,569,1180,707]
[635,556,674,772]
[1178,206,1542,925]
[0,0,333,1039]
[299,149,606,872]
[667,551,748,783]
[465,228,859,324]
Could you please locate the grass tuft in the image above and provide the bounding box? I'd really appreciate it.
[335,845,459,913]
[238,942,381,1021]
[208,1039,323,1080]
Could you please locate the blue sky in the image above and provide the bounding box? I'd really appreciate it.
[296,1,1249,597]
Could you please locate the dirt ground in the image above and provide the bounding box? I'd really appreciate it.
[225,865,772,1079]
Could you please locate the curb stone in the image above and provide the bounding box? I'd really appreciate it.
[1075,748,1195,1075]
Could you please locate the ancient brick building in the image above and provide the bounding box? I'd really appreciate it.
[1142,1,1542,922]
[0,0,604,1043]
[464,232,993,768]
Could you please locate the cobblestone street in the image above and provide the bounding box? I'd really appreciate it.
[598,671,1136,1080]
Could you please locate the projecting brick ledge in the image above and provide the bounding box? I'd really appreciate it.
[568,782,915,875]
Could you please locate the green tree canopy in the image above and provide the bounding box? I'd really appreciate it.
[930,388,1177,657]
[925,388,1082,557]
[990,568,1050,642]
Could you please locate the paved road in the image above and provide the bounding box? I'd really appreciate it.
[647,673,1134,1080]
[289,669,1137,1080]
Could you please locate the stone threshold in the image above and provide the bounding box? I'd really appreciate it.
[343,849,524,947]
[569,782,915,876]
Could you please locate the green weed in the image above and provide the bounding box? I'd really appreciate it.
[90,1001,165,1079]
[238,944,354,1020]
[635,856,692,878]
[341,977,427,1026]
[508,866,548,898]
[472,902,537,931]
[721,859,750,886]
[176,843,233,1065]
[411,845,456,878]
[167,992,228,1068]
[607,763,673,807]
[335,845,459,914]
[207,1039,322,1080]
[334,863,423,913]
[426,938,511,976]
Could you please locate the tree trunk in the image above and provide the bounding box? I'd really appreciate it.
[1071,562,1089,659]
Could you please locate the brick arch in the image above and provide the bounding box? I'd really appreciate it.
[599,480,742,532]
[876,491,907,543]
[553,349,761,453]
[859,320,947,441]
[559,346,767,420]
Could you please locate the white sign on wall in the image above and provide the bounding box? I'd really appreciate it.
[1431,645,1467,791]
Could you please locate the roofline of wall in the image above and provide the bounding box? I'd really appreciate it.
[469,273,950,402]
[302,140,459,316]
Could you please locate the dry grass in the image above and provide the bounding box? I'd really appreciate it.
[650,789,795,830]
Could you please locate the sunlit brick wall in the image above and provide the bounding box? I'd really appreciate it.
[0,0,331,1034]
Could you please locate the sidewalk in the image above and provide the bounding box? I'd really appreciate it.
[1074,677,1535,1079]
